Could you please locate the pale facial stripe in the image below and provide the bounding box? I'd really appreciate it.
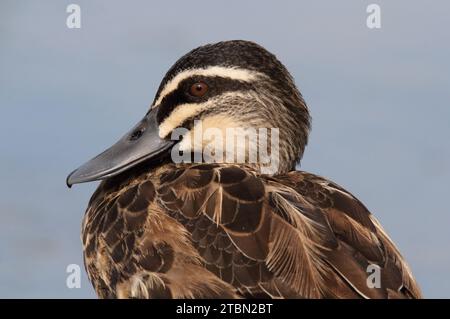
[158,92,246,138]
[153,66,263,107]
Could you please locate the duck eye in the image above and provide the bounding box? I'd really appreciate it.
[189,82,208,97]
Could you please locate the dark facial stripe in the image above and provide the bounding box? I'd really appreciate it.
[153,41,289,100]
[156,76,254,125]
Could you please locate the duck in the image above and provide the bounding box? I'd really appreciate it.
[67,40,422,299]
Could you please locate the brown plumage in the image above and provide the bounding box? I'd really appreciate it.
[69,40,421,298]
[81,163,421,298]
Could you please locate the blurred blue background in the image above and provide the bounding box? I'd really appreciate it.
[0,0,449,298]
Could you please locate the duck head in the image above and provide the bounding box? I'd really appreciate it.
[67,40,310,186]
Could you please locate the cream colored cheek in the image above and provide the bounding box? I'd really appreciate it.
[174,115,246,152]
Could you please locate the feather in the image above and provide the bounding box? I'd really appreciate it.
[81,163,421,298]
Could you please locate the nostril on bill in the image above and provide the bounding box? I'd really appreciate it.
[129,129,144,141]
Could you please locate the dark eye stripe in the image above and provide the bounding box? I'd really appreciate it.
[156,88,186,125]
[156,76,254,125]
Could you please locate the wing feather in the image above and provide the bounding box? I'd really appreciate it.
[158,164,422,298]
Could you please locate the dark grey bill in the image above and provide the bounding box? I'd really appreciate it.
[66,107,174,187]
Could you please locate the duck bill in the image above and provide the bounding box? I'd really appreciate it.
[66,107,173,187]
